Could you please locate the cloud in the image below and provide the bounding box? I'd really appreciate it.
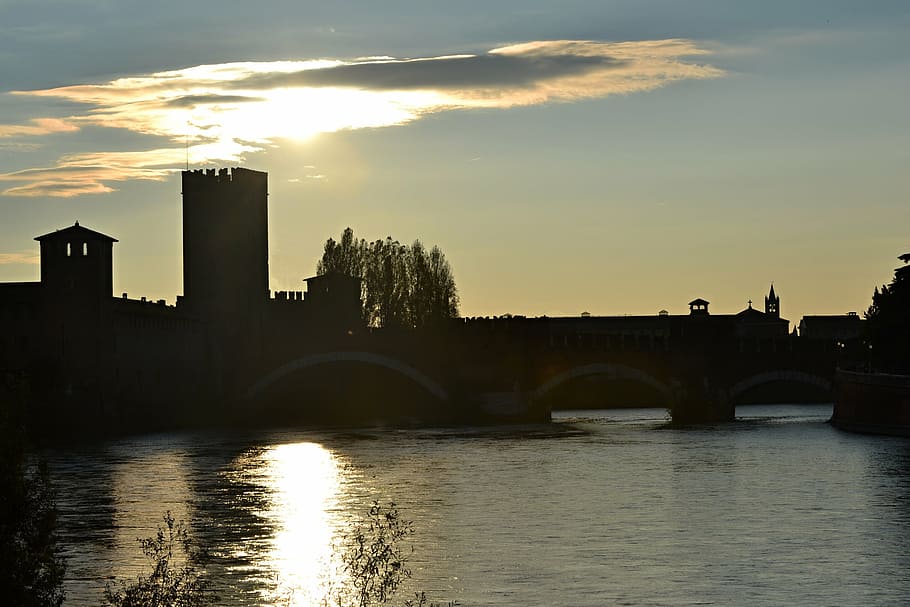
[231,50,621,91]
[0,117,79,138]
[0,142,257,197]
[0,158,173,198]
[0,251,39,265]
[2,39,722,198]
[165,94,267,108]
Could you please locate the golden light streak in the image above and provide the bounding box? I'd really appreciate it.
[243,442,348,606]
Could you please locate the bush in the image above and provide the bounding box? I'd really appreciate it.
[0,379,66,607]
[323,501,456,607]
[103,512,217,607]
[106,503,455,607]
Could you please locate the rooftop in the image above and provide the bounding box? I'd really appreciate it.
[34,221,118,243]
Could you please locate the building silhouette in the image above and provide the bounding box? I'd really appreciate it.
[0,167,866,430]
[799,312,864,342]
[504,284,791,354]
[0,168,360,429]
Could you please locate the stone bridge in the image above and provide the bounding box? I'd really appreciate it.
[234,322,838,425]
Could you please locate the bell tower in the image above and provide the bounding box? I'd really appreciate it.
[764,283,780,318]
[34,222,118,393]
[35,221,117,305]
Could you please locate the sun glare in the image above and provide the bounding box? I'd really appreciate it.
[178,86,449,147]
[255,442,346,606]
[2,41,722,197]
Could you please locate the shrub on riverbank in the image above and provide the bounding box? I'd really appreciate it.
[323,501,456,607]
[105,502,456,607]
[0,376,66,607]
[103,512,217,607]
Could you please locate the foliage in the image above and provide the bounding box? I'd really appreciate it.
[103,503,455,607]
[317,227,459,328]
[103,512,217,607]
[340,501,413,607]
[865,256,910,372]
[322,501,457,607]
[0,376,66,607]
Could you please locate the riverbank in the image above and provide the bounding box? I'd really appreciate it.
[832,369,910,436]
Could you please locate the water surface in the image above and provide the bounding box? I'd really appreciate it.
[49,404,910,605]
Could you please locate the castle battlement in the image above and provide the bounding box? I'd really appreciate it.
[272,290,305,303]
[183,167,266,186]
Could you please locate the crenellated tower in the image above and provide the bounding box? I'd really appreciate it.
[181,167,269,310]
[180,167,270,390]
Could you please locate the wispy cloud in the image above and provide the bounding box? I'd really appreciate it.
[0,142,259,198]
[1,39,723,198]
[0,117,79,138]
[0,251,39,265]
[0,163,170,198]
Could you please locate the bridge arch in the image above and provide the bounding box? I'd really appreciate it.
[532,363,674,403]
[245,351,449,402]
[729,370,832,400]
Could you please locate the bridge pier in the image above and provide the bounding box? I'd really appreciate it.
[668,376,735,425]
[476,390,551,423]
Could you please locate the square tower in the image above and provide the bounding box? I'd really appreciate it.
[181,167,269,311]
[35,221,117,304]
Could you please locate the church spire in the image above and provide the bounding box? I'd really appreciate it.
[765,283,780,318]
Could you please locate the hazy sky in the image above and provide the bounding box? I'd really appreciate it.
[1,1,908,324]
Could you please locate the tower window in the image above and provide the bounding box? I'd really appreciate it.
[66,243,71,257]
[83,242,88,256]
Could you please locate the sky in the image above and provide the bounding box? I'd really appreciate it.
[1,1,908,325]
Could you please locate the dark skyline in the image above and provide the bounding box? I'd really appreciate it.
[0,1,907,324]
[1,167,863,436]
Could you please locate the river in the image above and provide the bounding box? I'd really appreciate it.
[47,404,910,606]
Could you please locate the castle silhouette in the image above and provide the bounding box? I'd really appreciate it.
[0,168,360,428]
[0,167,866,430]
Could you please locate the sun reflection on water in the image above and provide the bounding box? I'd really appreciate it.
[253,442,348,606]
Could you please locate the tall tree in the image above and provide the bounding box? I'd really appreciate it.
[316,228,459,328]
[426,245,459,324]
[865,254,910,372]
[316,227,363,278]
[406,240,431,328]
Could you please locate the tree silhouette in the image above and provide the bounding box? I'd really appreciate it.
[0,378,66,607]
[317,228,459,328]
[865,254,910,372]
